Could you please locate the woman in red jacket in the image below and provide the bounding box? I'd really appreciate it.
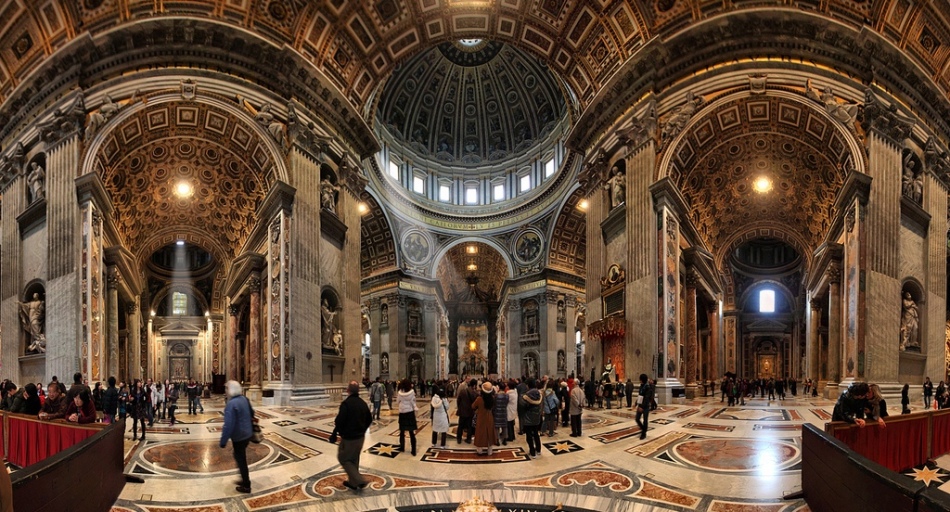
[65,389,97,424]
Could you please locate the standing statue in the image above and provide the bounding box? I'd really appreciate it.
[900,292,920,351]
[602,357,615,382]
[320,178,339,213]
[901,153,923,204]
[604,165,626,208]
[18,293,45,353]
[331,330,344,356]
[321,298,337,349]
[27,162,45,203]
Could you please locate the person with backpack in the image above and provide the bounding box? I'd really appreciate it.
[542,380,560,437]
[369,377,384,421]
[430,387,450,448]
[521,379,543,458]
[635,374,655,440]
[167,383,180,425]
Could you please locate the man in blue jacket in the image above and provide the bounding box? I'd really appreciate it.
[220,380,254,493]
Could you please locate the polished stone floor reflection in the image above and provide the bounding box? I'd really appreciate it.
[108,392,865,511]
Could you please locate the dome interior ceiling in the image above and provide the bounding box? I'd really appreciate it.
[670,96,850,259]
[375,41,566,165]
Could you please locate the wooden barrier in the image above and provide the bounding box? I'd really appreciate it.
[824,408,950,473]
[802,424,924,512]
[3,414,125,512]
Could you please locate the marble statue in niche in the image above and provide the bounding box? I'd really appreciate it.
[380,353,390,375]
[522,300,538,336]
[901,152,923,204]
[27,161,45,203]
[320,178,339,213]
[407,301,423,336]
[18,293,45,353]
[604,165,626,208]
[321,298,338,353]
[557,300,565,324]
[380,304,389,327]
[557,350,566,372]
[900,291,920,351]
[331,330,344,356]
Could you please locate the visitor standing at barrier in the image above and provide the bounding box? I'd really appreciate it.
[924,377,934,409]
[902,383,911,414]
[832,382,880,428]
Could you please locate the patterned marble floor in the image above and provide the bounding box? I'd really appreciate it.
[104,392,881,512]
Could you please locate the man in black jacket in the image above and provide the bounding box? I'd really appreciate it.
[330,381,373,491]
[456,379,476,444]
[832,382,871,427]
[635,373,655,440]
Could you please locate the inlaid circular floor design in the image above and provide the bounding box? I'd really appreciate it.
[672,438,799,472]
[141,440,271,472]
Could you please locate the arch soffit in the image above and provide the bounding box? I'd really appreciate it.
[736,279,797,314]
[716,223,813,275]
[546,185,587,277]
[359,189,398,278]
[658,89,863,263]
[659,88,865,181]
[83,91,289,263]
[431,238,514,294]
[150,282,211,315]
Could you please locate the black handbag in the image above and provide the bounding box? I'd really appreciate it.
[245,397,263,443]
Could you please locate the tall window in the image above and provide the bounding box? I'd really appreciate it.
[172,292,188,315]
[759,289,775,313]
[412,175,425,194]
[465,186,478,204]
[439,184,451,202]
[544,158,556,178]
[493,183,505,201]
[519,174,531,193]
[388,160,400,179]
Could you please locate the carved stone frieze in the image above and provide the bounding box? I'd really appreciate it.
[858,89,915,146]
[617,101,657,150]
[38,93,86,147]
[660,91,705,149]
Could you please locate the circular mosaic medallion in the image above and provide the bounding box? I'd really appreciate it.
[672,438,799,472]
[141,440,271,473]
[402,230,431,265]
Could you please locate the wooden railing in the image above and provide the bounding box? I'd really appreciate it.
[1,413,125,512]
[824,408,950,472]
[803,410,950,512]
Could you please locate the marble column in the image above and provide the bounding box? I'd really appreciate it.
[106,266,119,380]
[826,263,842,397]
[707,304,720,380]
[127,302,140,380]
[807,300,820,386]
[228,304,240,381]
[248,275,262,399]
[1,172,24,381]
[684,271,699,397]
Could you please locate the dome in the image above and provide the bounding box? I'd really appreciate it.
[375,40,567,166]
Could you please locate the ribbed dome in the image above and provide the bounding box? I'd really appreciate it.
[375,41,567,165]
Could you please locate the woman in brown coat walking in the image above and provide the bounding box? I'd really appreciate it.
[472,381,498,455]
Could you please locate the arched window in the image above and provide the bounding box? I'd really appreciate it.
[172,292,188,315]
[759,289,775,313]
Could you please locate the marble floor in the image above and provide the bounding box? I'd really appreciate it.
[104,392,866,512]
